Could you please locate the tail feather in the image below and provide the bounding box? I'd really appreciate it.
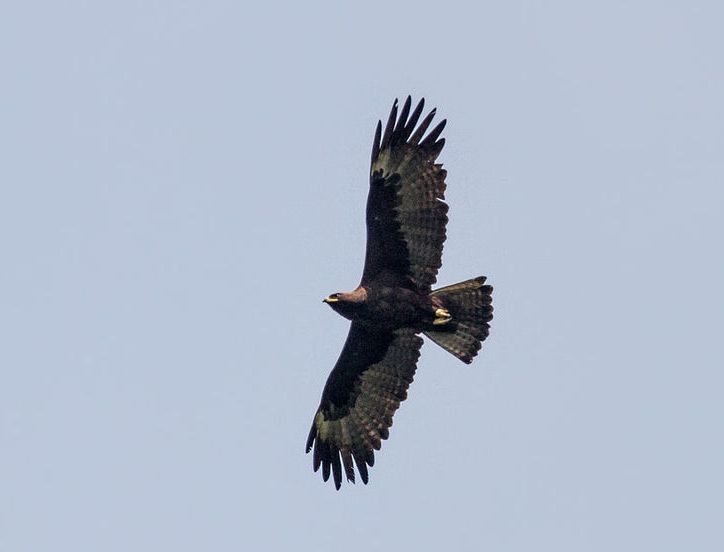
[423,276,493,364]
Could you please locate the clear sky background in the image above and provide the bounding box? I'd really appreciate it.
[2,2,723,551]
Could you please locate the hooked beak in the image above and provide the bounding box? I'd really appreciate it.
[323,296,339,303]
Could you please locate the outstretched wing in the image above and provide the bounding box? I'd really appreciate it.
[362,96,449,291]
[306,324,423,489]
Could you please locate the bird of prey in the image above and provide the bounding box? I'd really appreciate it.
[306,96,493,489]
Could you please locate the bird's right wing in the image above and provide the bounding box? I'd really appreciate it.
[306,323,423,489]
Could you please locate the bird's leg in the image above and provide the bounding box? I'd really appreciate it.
[433,307,452,325]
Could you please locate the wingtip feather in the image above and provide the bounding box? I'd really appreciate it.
[421,119,447,149]
[331,449,343,490]
[380,100,398,151]
[396,96,412,134]
[305,421,316,454]
[409,108,437,144]
[393,98,424,144]
[371,120,382,162]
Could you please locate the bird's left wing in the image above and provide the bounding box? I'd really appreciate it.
[361,96,449,290]
[306,323,423,489]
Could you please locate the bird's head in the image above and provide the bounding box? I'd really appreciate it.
[322,288,367,320]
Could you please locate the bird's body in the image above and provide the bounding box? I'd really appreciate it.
[325,284,440,330]
[307,97,493,489]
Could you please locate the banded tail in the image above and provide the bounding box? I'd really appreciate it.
[423,276,493,363]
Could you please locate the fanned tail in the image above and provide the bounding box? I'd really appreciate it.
[423,276,493,363]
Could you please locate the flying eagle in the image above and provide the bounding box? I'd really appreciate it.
[306,97,493,489]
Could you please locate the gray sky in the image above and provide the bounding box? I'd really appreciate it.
[2,2,723,551]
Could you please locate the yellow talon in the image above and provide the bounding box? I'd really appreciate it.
[433,308,452,325]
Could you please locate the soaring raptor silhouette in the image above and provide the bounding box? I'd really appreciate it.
[306,97,493,489]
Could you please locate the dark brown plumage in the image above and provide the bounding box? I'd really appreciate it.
[306,97,493,489]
